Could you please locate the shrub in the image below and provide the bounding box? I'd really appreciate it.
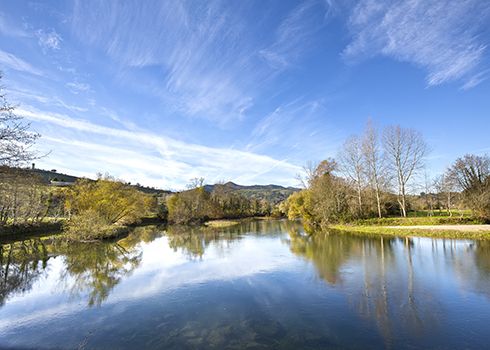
[64,177,152,240]
[63,210,124,240]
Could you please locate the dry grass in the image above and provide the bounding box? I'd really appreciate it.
[204,220,240,228]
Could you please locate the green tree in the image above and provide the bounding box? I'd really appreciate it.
[64,176,152,239]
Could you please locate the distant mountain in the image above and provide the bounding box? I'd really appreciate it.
[203,181,300,204]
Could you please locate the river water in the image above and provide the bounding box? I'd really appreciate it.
[1,220,489,349]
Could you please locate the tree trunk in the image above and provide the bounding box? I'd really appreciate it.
[400,183,407,218]
[447,192,452,217]
[357,183,363,217]
[375,186,382,218]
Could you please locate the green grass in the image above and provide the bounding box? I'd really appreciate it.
[406,209,473,218]
[332,224,490,240]
[329,210,489,240]
[351,215,483,227]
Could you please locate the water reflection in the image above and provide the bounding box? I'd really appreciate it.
[165,220,294,259]
[1,221,490,349]
[58,241,141,306]
[0,226,160,307]
[286,229,490,348]
[0,238,49,307]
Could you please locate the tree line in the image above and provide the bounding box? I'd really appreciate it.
[283,121,490,228]
[1,70,489,237]
[165,178,278,224]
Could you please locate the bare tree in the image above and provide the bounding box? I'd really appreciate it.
[383,125,428,217]
[339,135,365,216]
[423,171,434,216]
[362,120,385,218]
[297,161,319,189]
[434,172,457,216]
[447,154,489,192]
[0,72,40,166]
[447,154,490,219]
[297,159,337,188]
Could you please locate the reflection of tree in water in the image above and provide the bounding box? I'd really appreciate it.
[166,220,299,259]
[0,226,162,308]
[57,226,164,306]
[286,228,446,347]
[444,239,490,300]
[287,228,365,284]
[0,238,49,306]
[58,241,141,306]
[166,225,231,259]
[474,240,490,277]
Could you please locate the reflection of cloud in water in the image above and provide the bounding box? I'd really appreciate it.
[0,233,297,330]
[112,235,297,301]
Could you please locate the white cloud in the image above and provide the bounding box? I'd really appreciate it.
[0,13,29,37]
[0,50,43,76]
[343,0,489,87]
[36,29,62,50]
[70,1,259,125]
[260,0,332,69]
[65,81,91,94]
[9,87,89,113]
[246,99,343,166]
[18,107,302,188]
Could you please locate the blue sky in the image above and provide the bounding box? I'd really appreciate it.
[1,0,489,189]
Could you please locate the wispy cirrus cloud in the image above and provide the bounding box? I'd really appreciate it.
[246,98,343,166]
[0,50,43,76]
[343,0,490,87]
[18,107,301,188]
[260,0,332,69]
[0,13,29,38]
[65,81,91,94]
[70,1,257,125]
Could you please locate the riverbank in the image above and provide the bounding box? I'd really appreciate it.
[204,220,240,228]
[0,222,63,241]
[332,224,490,240]
[204,216,278,228]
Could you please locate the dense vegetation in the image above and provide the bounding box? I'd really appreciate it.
[204,182,298,204]
[166,179,280,224]
[282,123,490,229]
[63,176,155,240]
[0,167,65,228]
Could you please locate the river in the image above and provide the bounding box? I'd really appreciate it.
[1,220,489,349]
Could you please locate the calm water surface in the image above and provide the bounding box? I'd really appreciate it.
[1,220,490,349]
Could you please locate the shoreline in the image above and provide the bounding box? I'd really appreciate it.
[332,224,490,240]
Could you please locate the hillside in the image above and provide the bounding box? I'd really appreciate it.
[22,168,295,201]
[203,181,299,204]
[25,167,171,195]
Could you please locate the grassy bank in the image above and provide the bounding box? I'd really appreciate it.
[350,215,484,227]
[332,224,490,240]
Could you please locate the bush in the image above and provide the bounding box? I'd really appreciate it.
[66,178,152,226]
[63,177,152,240]
[63,210,126,240]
